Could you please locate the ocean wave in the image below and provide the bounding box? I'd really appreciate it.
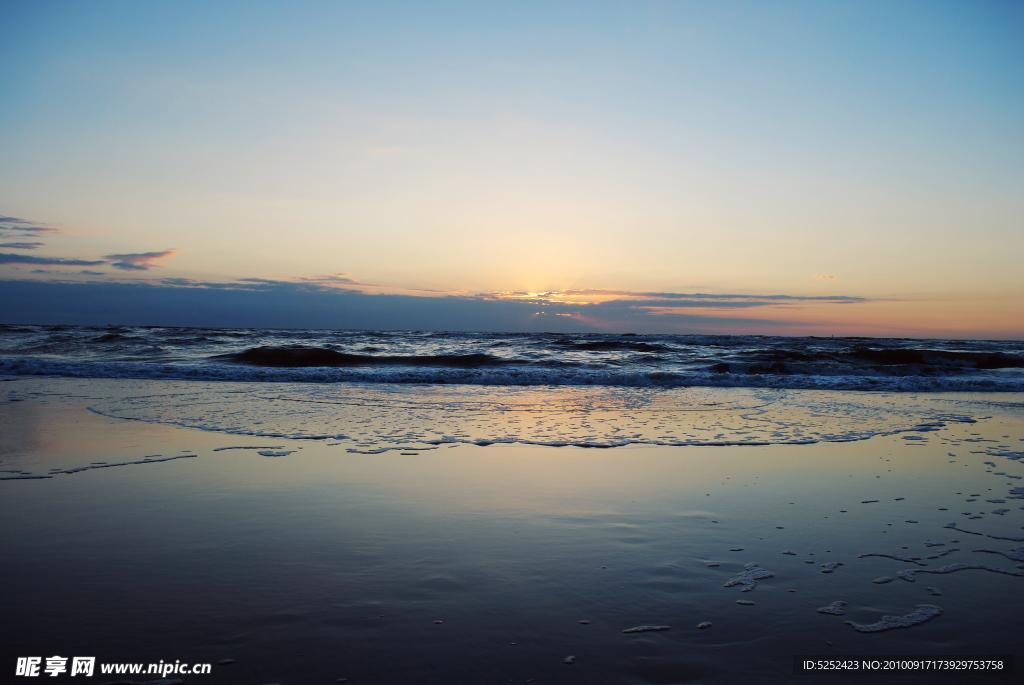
[215,344,1024,374]
[543,339,673,353]
[848,347,1024,369]
[2,326,1023,393]
[2,356,1023,392]
[213,346,514,367]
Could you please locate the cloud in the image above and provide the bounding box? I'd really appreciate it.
[0,253,106,266]
[296,272,362,285]
[276,272,465,297]
[12,278,858,335]
[0,215,50,225]
[100,276,867,313]
[155,277,259,289]
[103,249,178,271]
[0,242,44,250]
[0,275,879,335]
[0,215,60,238]
[0,257,877,335]
[32,268,106,276]
[813,274,837,280]
[482,288,863,306]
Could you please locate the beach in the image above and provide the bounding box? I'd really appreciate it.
[3,373,1023,683]
[4,4,1021,680]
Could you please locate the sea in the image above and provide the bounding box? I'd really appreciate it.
[3,325,1023,452]
[3,325,1024,683]
[2,325,1022,391]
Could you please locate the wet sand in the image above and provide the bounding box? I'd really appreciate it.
[2,380,1023,683]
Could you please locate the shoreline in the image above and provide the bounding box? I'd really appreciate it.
[2,378,1023,683]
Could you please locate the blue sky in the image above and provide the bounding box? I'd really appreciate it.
[1,1,1022,335]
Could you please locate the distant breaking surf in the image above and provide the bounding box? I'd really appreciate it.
[1,326,1023,391]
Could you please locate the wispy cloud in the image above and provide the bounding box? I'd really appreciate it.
[813,274,837,280]
[296,272,363,286]
[0,216,60,239]
[0,242,44,250]
[0,253,106,266]
[482,288,863,306]
[157,277,263,289]
[103,249,178,271]
[0,215,52,225]
[287,272,466,296]
[30,268,106,276]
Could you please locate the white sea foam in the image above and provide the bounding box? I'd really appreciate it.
[59,380,988,450]
[817,601,846,615]
[896,563,1024,581]
[844,605,942,633]
[857,553,926,566]
[622,625,670,633]
[971,547,1024,562]
[723,562,774,592]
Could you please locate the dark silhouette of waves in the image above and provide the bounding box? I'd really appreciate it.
[215,346,513,368]
[849,347,1023,369]
[1,325,1022,391]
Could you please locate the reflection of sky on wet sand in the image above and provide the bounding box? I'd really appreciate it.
[2,383,1023,683]
[0,398,222,474]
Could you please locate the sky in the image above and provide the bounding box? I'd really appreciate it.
[1,0,1022,336]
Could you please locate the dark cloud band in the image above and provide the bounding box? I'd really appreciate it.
[103,250,178,271]
[0,242,44,250]
[0,216,60,238]
[0,253,106,266]
[0,277,870,334]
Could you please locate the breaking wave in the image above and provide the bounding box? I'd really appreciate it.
[1,325,1022,392]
